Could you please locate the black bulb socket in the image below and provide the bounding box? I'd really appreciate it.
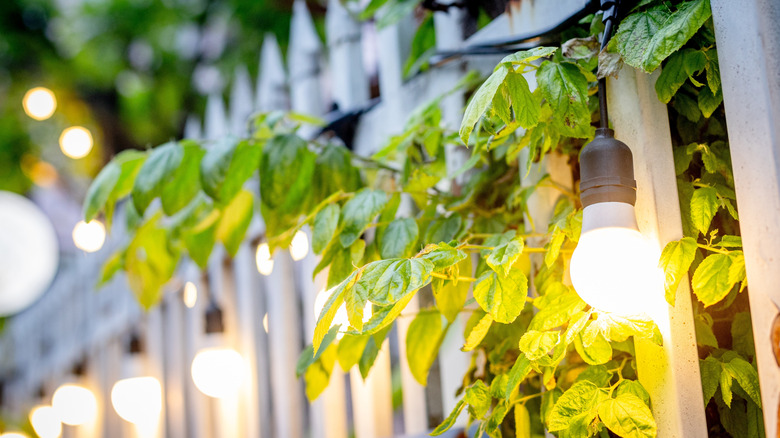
[579,128,637,208]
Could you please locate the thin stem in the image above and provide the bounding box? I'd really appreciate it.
[697,243,730,255]
[430,272,477,282]
[514,392,544,405]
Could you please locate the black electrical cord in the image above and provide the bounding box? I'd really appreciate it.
[598,0,620,131]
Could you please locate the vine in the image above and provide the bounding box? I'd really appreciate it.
[83,0,761,436]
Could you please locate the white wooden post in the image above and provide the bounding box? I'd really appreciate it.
[204,93,228,141]
[182,263,212,438]
[608,69,708,437]
[143,308,167,438]
[711,2,780,435]
[289,0,325,121]
[161,293,188,438]
[229,66,255,137]
[256,34,289,112]
[326,0,369,111]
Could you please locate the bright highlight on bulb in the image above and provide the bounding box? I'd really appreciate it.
[314,287,372,339]
[262,313,269,333]
[59,126,93,159]
[52,384,97,426]
[183,281,198,308]
[290,230,309,261]
[111,377,162,426]
[29,405,62,438]
[0,432,29,438]
[191,348,245,398]
[255,243,274,276]
[72,220,106,253]
[23,87,57,120]
[569,203,663,317]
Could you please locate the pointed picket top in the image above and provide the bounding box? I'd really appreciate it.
[183,114,202,140]
[288,0,325,118]
[204,93,228,141]
[325,0,359,47]
[229,65,255,136]
[256,33,289,111]
[289,0,322,59]
[326,0,368,111]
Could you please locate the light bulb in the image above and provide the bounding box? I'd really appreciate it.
[183,281,198,308]
[255,243,274,276]
[290,230,309,261]
[59,126,93,159]
[314,286,372,339]
[72,220,106,252]
[191,347,245,398]
[111,377,162,426]
[23,87,56,121]
[52,383,97,426]
[29,405,62,438]
[569,202,663,316]
[0,432,29,438]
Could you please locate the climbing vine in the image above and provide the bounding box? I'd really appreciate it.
[84,0,761,436]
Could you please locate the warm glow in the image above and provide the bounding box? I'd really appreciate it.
[191,348,245,398]
[262,313,269,333]
[0,433,29,438]
[29,405,62,438]
[111,376,162,426]
[290,230,309,261]
[72,220,106,252]
[59,126,93,159]
[570,204,663,317]
[52,384,97,426]
[314,287,372,339]
[183,281,198,308]
[255,243,274,276]
[23,87,56,120]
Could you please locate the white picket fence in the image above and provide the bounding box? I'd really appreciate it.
[3,0,780,437]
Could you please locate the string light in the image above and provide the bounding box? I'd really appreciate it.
[183,281,198,308]
[255,243,274,276]
[111,377,162,427]
[23,87,56,121]
[52,384,97,426]
[191,348,245,398]
[72,220,106,253]
[29,405,62,438]
[59,126,93,159]
[290,230,309,261]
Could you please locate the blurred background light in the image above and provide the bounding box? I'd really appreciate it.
[72,220,105,252]
[191,347,245,398]
[29,405,62,438]
[183,281,198,308]
[111,376,162,426]
[255,243,274,276]
[289,230,309,261]
[59,126,93,159]
[23,87,56,121]
[52,384,97,426]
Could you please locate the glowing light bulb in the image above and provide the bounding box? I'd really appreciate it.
[59,126,93,159]
[0,432,29,438]
[255,243,274,276]
[569,202,663,317]
[111,376,162,426]
[23,87,56,120]
[72,220,106,252]
[183,281,197,308]
[290,230,309,261]
[314,286,372,339]
[191,347,245,398]
[52,384,97,426]
[29,405,62,438]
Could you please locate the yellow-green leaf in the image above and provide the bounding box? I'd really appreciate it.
[692,253,734,306]
[463,313,492,352]
[486,236,524,277]
[598,393,657,438]
[216,189,254,257]
[518,330,560,361]
[406,310,445,385]
[473,268,528,323]
[658,237,697,306]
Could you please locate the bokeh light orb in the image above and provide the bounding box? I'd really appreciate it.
[52,384,97,426]
[191,348,245,398]
[72,220,106,253]
[59,126,93,159]
[29,405,62,438]
[23,87,56,121]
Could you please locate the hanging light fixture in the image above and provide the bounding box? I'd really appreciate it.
[569,0,663,317]
[51,363,97,427]
[190,286,245,399]
[110,333,162,428]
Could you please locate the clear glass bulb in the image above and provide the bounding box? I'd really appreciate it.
[29,405,62,438]
[569,202,663,317]
[52,383,97,426]
[111,376,162,426]
[191,347,245,398]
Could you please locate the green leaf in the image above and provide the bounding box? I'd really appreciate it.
[529,283,587,331]
[519,330,560,361]
[337,333,370,370]
[690,186,718,235]
[505,72,541,129]
[698,85,723,118]
[216,189,254,257]
[504,354,532,400]
[312,203,340,254]
[655,49,706,103]
[715,235,742,248]
[658,237,697,306]
[201,137,259,202]
[700,356,721,405]
[406,310,445,385]
[125,216,180,309]
[431,400,465,436]
[536,61,591,138]
[296,326,340,377]
[641,0,712,72]
[588,313,658,343]
[575,330,612,365]
[691,253,734,306]
[84,150,146,222]
[161,141,204,215]
[728,250,746,287]
[731,312,755,359]
[314,143,362,204]
[424,215,462,244]
[314,272,356,353]
[463,313,492,352]
[303,344,337,401]
[464,380,491,419]
[598,393,657,438]
[259,134,316,213]
[184,210,220,269]
[420,242,468,270]
[720,367,733,407]
[564,311,591,344]
[547,381,605,431]
[460,66,510,145]
[473,268,528,323]
[515,404,531,438]
[695,314,719,348]
[432,257,471,322]
[369,258,434,306]
[616,6,671,69]
[132,141,183,214]
[499,47,558,65]
[724,357,762,408]
[486,236,524,277]
[339,189,388,248]
[380,218,419,259]
[673,92,702,123]
[99,251,124,286]
[615,380,651,407]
